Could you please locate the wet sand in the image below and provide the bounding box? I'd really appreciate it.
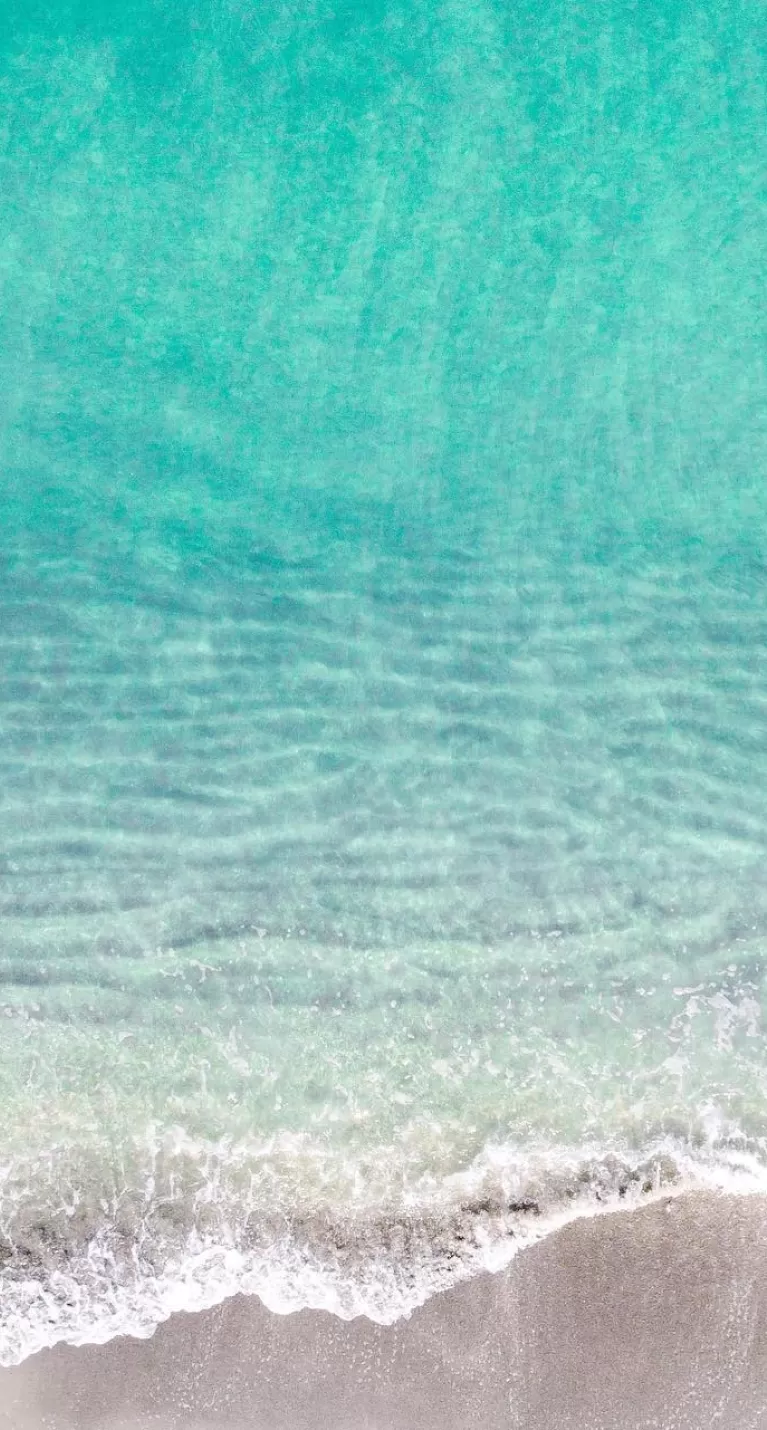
[2,1192,767,1430]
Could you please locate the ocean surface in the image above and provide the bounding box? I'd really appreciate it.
[0,0,766,1368]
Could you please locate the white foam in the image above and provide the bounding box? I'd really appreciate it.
[2,1131,767,1367]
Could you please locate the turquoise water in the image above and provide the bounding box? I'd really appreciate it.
[1,0,766,1362]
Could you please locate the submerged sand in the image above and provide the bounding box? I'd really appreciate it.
[1,1192,767,1429]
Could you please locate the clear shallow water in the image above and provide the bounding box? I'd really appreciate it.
[1,0,766,1364]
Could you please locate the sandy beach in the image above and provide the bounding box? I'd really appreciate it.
[2,1191,767,1429]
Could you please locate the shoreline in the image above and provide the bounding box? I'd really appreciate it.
[2,1132,765,1367]
[2,1190,767,1428]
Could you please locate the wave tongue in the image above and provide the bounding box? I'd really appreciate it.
[2,1126,767,1366]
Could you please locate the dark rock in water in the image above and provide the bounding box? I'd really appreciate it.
[461,1196,497,1217]
[507,1197,540,1215]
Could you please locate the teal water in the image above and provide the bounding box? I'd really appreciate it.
[1,0,766,1363]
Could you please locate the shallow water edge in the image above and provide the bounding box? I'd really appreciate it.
[1,1132,765,1369]
[2,1191,767,1430]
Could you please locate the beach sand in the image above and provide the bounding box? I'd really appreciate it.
[2,1192,767,1429]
